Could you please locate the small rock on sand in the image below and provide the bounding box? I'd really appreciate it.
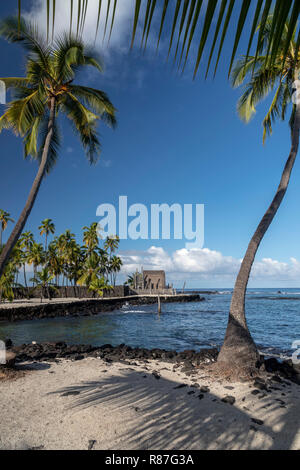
[221,396,236,405]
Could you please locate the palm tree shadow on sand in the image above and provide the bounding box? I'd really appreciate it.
[49,368,300,450]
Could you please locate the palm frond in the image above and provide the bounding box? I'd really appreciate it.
[167,0,181,58]
[95,0,102,41]
[177,0,197,69]
[16,0,300,78]
[0,77,30,89]
[109,0,118,41]
[24,115,42,157]
[0,17,51,70]
[61,93,101,163]
[54,34,103,81]
[68,85,116,127]
[262,79,284,143]
[3,90,44,135]
[192,0,218,77]
[205,0,227,78]
[213,0,235,77]
[231,55,267,88]
[236,65,280,123]
[64,92,99,125]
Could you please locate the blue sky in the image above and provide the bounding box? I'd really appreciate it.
[1,0,300,288]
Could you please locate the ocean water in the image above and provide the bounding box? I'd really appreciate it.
[0,288,299,359]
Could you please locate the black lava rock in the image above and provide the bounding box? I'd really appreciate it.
[251,418,264,426]
[221,396,236,405]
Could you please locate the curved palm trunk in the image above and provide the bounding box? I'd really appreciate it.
[218,77,300,371]
[0,97,56,278]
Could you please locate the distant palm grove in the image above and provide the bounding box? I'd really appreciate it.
[0,213,123,302]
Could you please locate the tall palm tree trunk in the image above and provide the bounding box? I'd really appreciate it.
[23,264,27,288]
[0,97,56,278]
[218,75,300,371]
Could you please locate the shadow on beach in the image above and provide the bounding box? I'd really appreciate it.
[49,368,300,450]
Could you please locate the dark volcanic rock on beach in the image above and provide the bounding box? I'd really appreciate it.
[12,342,219,366]
[9,341,300,388]
[221,396,236,405]
[263,358,300,385]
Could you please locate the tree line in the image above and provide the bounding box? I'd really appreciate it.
[0,214,122,302]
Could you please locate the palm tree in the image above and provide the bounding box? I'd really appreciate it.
[98,247,109,280]
[27,242,45,283]
[63,238,83,293]
[30,267,55,302]
[12,241,23,285]
[0,264,15,302]
[125,273,135,288]
[39,218,55,250]
[0,210,14,247]
[77,252,102,289]
[217,16,300,372]
[0,17,116,278]
[83,222,100,256]
[19,231,34,290]
[19,1,299,78]
[88,277,112,298]
[104,235,120,258]
[47,241,62,286]
[0,244,21,302]
[109,255,123,286]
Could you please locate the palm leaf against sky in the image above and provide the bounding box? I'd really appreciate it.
[231,16,298,142]
[17,0,300,77]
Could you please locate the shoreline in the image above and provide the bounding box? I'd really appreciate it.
[1,352,300,450]
[8,341,300,385]
[0,293,203,322]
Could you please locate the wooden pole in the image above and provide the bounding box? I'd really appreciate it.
[158,295,161,314]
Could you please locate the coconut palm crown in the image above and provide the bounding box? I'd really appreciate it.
[231,16,300,143]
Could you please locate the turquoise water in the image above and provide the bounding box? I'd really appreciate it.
[0,288,299,358]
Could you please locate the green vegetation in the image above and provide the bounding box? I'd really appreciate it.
[0,210,14,247]
[0,216,123,302]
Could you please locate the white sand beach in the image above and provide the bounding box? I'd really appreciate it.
[1,356,300,450]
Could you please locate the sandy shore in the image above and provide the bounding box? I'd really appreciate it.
[1,356,300,450]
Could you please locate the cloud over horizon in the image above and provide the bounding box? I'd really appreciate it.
[119,246,300,287]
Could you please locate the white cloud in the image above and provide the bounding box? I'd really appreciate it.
[119,246,300,286]
[24,0,135,55]
[100,158,112,168]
